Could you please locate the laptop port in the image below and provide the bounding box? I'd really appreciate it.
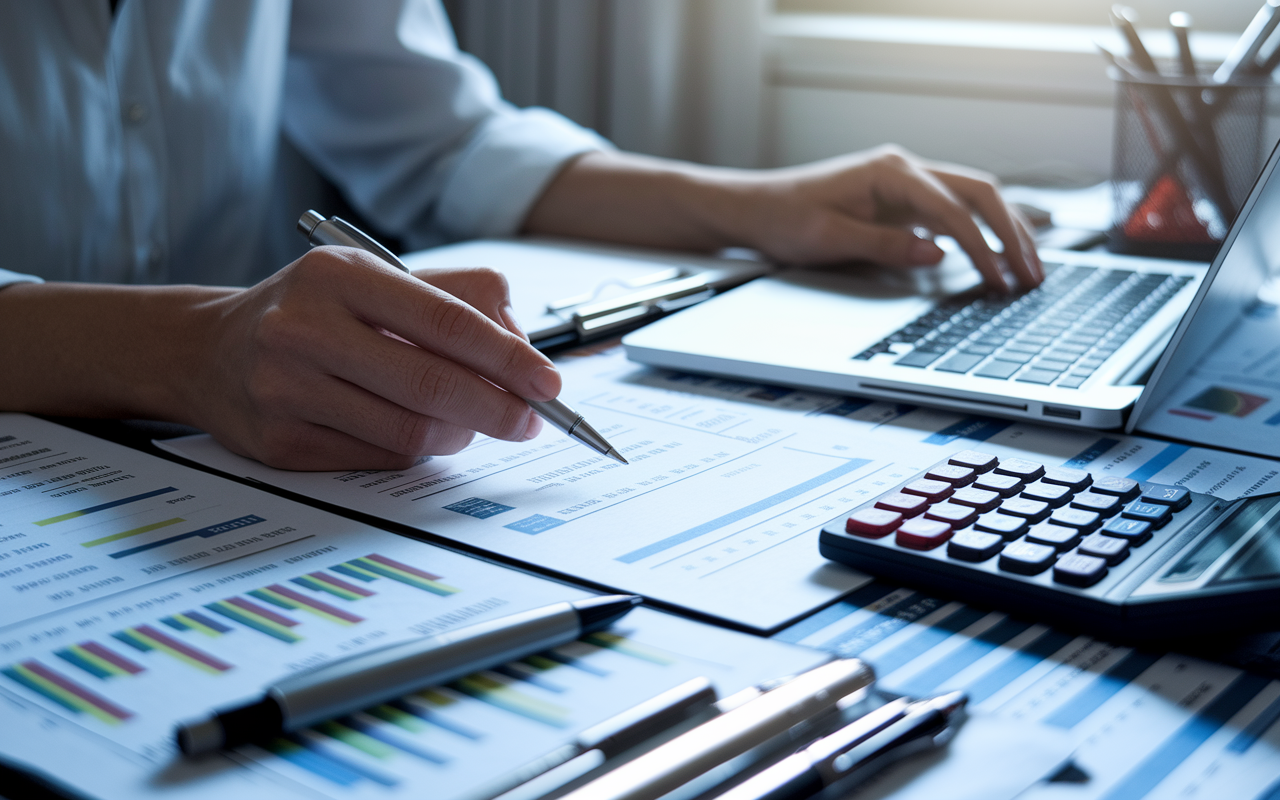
[1043,406,1082,420]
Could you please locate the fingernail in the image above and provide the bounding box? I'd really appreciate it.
[522,411,544,441]
[500,304,528,341]
[908,238,944,264]
[531,365,561,401]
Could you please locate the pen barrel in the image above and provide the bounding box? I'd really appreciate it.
[525,399,585,436]
[275,603,581,729]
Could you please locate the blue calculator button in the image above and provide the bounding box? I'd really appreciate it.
[1102,516,1153,545]
[1140,484,1191,510]
[1121,501,1171,529]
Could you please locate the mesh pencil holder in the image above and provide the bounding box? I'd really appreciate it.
[1108,69,1268,261]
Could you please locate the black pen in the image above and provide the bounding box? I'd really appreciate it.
[709,691,967,800]
[1169,13,1197,77]
[176,595,641,755]
[297,210,628,465]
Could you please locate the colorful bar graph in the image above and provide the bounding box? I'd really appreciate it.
[80,517,185,549]
[112,625,233,674]
[109,514,266,559]
[248,585,364,625]
[291,571,374,601]
[267,736,397,788]
[34,486,179,526]
[206,598,302,644]
[582,632,676,666]
[337,716,449,764]
[2,660,133,723]
[55,642,144,680]
[452,673,571,728]
[161,610,232,638]
[330,554,460,596]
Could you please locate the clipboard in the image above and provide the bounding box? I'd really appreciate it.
[401,238,771,349]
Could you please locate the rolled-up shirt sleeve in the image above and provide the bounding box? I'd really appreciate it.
[283,0,611,249]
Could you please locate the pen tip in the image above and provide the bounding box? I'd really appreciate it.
[607,448,629,465]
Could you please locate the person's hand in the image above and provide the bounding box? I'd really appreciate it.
[188,247,556,470]
[737,145,1042,291]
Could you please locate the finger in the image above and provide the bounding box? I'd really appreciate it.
[413,266,529,341]
[932,170,1043,288]
[871,161,1010,291]
[225,420,426,472]
[322,250,561,401]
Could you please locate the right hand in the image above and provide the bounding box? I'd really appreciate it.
[188,246,558,470]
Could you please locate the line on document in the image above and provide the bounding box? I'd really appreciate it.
[55,504,221,539]
[664,405,697,420]
[577,400,773,443]
[781,445,873,461]
[713,418,753,434]
[559,435,796,523]
[2,451,70,470]
[41,480,82,493]
[616,456,875,564]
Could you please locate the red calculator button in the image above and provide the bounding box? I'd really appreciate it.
[875,492,929,518]
[896,518,953,550]
[845,508,903,538]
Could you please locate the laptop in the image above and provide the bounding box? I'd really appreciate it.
[625,143,1280,433]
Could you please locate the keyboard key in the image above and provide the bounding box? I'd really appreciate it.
[897,350,944,368]
[1070,492,1121,517]
[1042,467,1092,492]
[935,353,986,373]
[1021,481,1072,507]
[1056,375,1087,389]
[992,350,1033,365]
[1090,476,1141,500]
[975,511,1029,540]
[925,465,977,486]
[845,508,904,538]
[1079,532,1129,565]
[996,459,1046,482]
[902,479,954,502]
[999,541,1056,575]
[875,492,928,518]
[999,497,1051,523]
[1140,484,1192,510]
[947,528,1004,562]
[1102,516,1153,545]
[896,518,953,550]
[973,473,1022,497]
[1121,501,1172,528]
[1026,522,1081,551]
[974,360,1023,379]
[1033,358,1075,372]
[949,486,1001,512]
[925,502,979,528]
[1016,368,1062,384]
[1049,507,1101,534]
[949,450,998,472]
[1053,553,1108,587]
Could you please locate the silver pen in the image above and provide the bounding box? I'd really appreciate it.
[298,210,627,464]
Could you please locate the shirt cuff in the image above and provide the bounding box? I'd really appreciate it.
[0,269,44,289]
[421,107,613,248]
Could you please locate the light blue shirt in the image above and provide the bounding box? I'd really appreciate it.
[0,0,609,289]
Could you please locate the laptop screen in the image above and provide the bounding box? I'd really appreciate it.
[1129,139,1280,458]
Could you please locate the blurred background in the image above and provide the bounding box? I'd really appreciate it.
[441,0,1275,187]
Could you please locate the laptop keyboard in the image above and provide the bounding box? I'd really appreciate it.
[852,264,1191,389]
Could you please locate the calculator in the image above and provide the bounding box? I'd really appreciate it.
[819,450,1280,640]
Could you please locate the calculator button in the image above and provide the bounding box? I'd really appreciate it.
[1078,532,1129,565]
[846,508,903,538]
[1140,484,1192,511]
[896,518,953,550]
[974,511,1029,540]
[1042,467,1092,492]
[1025,522,1082,551]
[1020,481,1072,507]
[1091,475,1140,500]
[875,492,928,518]
[1121,501,1172,528]
[947,528,1003,562]
[999,541,1056,575]
[1102,516,1153,545]
[995,458,1046,482]
[1048,507,1101,534]
[1053,553,1108,587]
[973,473,1022,497]
[926,465,977,486]
[902,479,954,502]
[1070,492,1121,518]
[948,450,998,473]
[950,487,1001,513]
[924,502,979,528]
[998,497,1051,523]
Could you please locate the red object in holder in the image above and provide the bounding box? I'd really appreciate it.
[1122,174,1215,243]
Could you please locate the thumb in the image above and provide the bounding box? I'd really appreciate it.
[826,217,945,268]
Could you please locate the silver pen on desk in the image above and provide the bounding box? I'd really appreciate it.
[298,211,628,465]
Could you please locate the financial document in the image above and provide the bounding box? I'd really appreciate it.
[160,349,1280,632]
[0,418,827,800]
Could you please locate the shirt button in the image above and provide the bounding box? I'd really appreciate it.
[125,102,148,124]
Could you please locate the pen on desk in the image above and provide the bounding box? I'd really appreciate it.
[557,658,876,800]
[710,691,967,800]
[175,594,641,756]
[297,210,628,465]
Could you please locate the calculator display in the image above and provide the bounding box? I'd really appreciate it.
[1160,495,1280,584]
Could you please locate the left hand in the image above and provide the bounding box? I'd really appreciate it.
[732,145,1042,291]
